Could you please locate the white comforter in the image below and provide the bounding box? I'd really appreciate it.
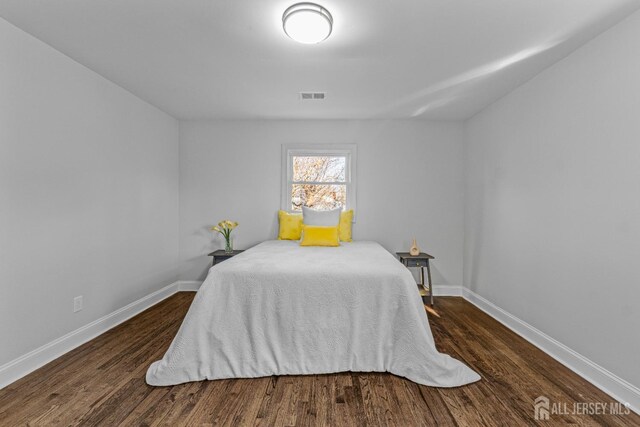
[146,240,480,387]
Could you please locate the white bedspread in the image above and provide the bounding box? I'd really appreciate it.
[146,240,480,387]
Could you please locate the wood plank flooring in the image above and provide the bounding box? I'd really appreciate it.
[0,293,637,426]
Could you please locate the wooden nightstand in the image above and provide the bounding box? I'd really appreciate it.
[208,249,244,266]
[396,252,435,306]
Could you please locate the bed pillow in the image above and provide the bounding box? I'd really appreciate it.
[300,225,340,247]
[278,210,303,240]
[302,206,341,226]
[338,209,354,242]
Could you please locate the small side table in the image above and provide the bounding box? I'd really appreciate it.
[396,252,435,305]
[208,249,244,266]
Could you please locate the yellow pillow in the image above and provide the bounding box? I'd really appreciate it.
[338,209,354,242]
[278,210,303,240]
[300,225,340,247]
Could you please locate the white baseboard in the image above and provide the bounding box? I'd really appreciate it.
[433,285,463,296]
[462,288,640,415]
[0,280,188,389]
[178,280,203,292]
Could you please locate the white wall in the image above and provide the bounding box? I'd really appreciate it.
[179,120,465,286]
[0,18,179,366]
[464,10,640,388]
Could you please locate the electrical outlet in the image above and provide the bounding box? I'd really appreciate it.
[73,296,83,313]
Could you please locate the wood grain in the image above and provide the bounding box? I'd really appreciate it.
[1,293,637,426]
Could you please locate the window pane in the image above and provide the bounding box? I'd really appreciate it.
[292,156,346,182]
[291,184,346,211]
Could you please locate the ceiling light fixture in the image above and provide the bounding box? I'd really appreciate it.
[282,3,333,44]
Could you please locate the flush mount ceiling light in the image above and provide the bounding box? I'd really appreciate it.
[282,3,333,44]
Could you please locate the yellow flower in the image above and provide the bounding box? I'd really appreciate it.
[213,219,238,231]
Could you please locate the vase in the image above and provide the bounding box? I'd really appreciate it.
[409,238,420,256]
[224,237,233,253]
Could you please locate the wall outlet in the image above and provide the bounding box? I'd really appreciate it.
[73,296,83,313]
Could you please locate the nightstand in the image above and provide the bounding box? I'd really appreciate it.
[208,249,244,266]
[396,252,435,306]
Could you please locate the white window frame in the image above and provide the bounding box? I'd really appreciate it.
[281,143,357,219]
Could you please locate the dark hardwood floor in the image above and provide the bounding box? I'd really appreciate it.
[1,293,637,426]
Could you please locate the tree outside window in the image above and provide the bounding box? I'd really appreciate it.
[282,144,356,215]
[291,156,346,211]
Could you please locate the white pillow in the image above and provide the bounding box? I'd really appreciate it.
[302,206,341,226]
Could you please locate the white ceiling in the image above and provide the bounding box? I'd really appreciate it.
[1,0,639,120]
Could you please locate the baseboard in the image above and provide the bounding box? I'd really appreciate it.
[178,280,203,292]
[0,280,185,389]
[433,285,463,296]
[462,288,640,415]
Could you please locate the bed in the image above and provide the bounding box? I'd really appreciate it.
[146,240,480,387]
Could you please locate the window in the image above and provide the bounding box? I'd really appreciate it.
[281,144,356,215]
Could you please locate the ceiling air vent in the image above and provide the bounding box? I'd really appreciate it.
[300,92,326,100]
